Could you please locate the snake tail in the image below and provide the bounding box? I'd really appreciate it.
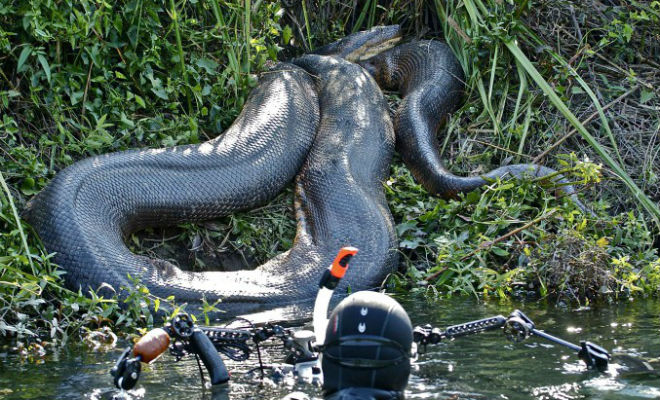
[361,40,593,215]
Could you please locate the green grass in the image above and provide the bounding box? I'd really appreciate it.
[1,0,659,341]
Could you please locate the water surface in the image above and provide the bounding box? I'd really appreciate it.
[1,296,658,399]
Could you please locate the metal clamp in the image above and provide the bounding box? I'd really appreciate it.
[110,347,142,390]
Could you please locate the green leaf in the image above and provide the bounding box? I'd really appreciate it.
[119,113,135,128]
[282,25,293,44]
[396,221,418,236]
[16,46,31,73]
[37,54,51,83]
[640,89,655,104]
[432,269,455,286]
[134,94,146,108]
[493,183,515,191]
[196,57,218,74]
[20,177,39,195]
[622,23,633,42]
[70,90,84,105]
[400,238,424,249]
[571,86,585,95]
[151,86,168,100]
[492,247,509,257]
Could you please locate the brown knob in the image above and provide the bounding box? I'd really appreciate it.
[133,328,170,363]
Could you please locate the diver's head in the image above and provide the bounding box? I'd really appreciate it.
[321,291,413,396]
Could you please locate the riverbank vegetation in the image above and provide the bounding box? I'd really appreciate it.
[1,0,659,342]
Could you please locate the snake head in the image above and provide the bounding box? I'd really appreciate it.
[313,25,402,63]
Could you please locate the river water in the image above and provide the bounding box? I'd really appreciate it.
[1,296,658,399]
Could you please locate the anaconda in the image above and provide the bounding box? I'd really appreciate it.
[24,28,590,317]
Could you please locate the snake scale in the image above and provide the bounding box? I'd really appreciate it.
[24,26,588,317]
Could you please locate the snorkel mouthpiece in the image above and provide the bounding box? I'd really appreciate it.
[319,247,358,289]
[314,247,359,346]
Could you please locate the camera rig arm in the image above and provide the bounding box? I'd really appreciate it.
[413,309,610,372]
[111,313,232,390]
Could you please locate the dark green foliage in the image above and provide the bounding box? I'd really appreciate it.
[386,162,659,302]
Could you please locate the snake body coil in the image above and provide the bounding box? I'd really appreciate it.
[24,64,320,313]
[25,55,396,316]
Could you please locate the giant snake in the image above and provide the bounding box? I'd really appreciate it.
[24,26,588,317]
